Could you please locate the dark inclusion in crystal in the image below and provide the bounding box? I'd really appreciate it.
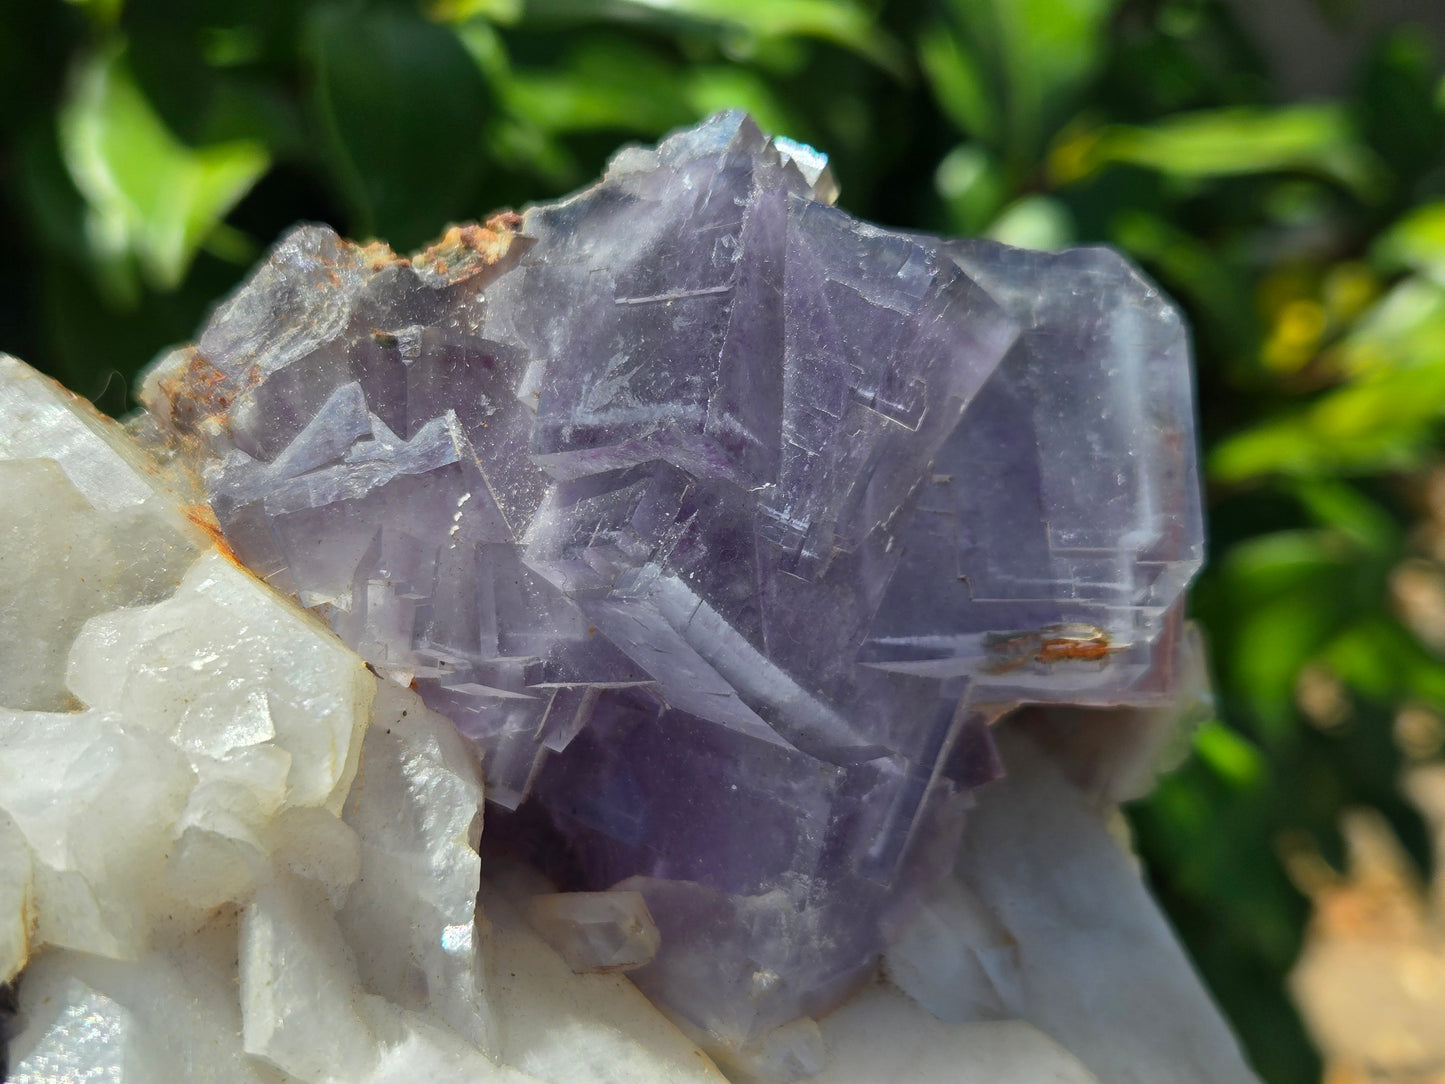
[143,113,1204,1046]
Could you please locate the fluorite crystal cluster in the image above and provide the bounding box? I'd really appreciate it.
[2,114,1257,1083]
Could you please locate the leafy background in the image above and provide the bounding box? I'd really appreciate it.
[5,1,1445,1080]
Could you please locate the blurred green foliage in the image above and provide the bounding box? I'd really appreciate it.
[5,1,1445,1080]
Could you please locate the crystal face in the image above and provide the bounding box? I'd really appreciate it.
[141,112,1205,1049]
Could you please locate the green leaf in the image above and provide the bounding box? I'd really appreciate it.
[502,36,690,135]
[918,23,997,144]
[934,143,1006,234]
[1355,26,1445,185]
[1075,105,1386,200]
[1334,278,1445,381]
[1290,479,1402,555]
[1215,529,1361,740]
[63,0,123,27]
[519,0,907,77]
[450,15,516,93]
[984,194,1074,250]
[1217,530,1358,604]
[429,0,523,25]
[1374,202,1445,287]
[1321,617,1445,705]
[683,67,801,143]
[306,4,491,248]
[1210,422,1339,483]
[1210,411,1422,483]
[1192,720,1266,790]
[1210,358,1445,482]
[923,0,1119,169]
[56,43,270,294]
[125,26,306,155]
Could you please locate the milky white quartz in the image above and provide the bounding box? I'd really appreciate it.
[813,985,1098,1084]
[897,728,1260,1084]
[525,891,661,973]
[0,810,32,985]
[481,880,728,1084]
[11,921,288,1084]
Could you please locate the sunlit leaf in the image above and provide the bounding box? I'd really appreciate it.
[1060,105,1386,200]
[1313,366,1445,439]
[1193,721,1266,789]
[1211,357,1445,482]
[1211,415,1415,483]
[1218,529,1353,589]
[934,143,1006,234]
[503,36,690,134]
[450,15,512,86]
[1374,202,1445,287]
[1260,297,1326,376]
[520,0,907,77]
[683,66,800,141]
[57,43,269,295]
[1335,278,1445,376]
[428,0,523,25]
[984,194,1074,250]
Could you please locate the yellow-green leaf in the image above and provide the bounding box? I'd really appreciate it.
[1193,721,1265,789]
[1065,105,1386,200]
[428,0,523,25]
[984,194,1074,251]
[522,0,908,77]
[58,44,269,293]
[1374,201,1445,286]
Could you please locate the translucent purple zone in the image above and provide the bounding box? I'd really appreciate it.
[141,112,1204,1043]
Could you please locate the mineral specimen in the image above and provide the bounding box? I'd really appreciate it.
[139,108,1203,1051]
[1,112,1257,1084]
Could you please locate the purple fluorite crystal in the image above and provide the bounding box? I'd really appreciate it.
[142,112,1203,1047]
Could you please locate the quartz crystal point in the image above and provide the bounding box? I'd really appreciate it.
[136,111,1212,1069]
[525,890,661,973]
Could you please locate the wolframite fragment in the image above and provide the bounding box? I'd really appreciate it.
[138,112,1210,1070]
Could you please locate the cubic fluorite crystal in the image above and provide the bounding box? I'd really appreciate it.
[1,113,1259,1084]
[138,110,1205,1057]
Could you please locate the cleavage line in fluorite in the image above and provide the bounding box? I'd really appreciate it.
[142,111,1204,1046]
